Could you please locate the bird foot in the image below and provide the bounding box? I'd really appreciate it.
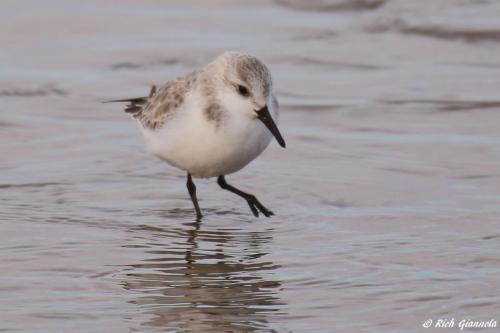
[246,198,274,217]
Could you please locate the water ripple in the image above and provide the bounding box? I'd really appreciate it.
[120,221,285,332]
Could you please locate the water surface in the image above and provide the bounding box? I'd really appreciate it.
[1,1,500,332]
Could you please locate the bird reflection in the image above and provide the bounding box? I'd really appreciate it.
[121,219,284,332]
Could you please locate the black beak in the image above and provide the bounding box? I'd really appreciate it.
[256,106,286,148]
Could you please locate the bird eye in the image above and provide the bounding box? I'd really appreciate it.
[237,85,250,97]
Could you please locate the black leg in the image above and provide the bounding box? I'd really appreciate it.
[217,175,274,217]
[186,173,202,220]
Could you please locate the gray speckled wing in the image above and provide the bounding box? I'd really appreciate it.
[136,73,194,130]
[120,70,197,130]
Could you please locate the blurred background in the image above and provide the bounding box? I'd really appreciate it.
[1,0,500,332]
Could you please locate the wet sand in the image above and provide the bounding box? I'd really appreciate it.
[1,1,500,332]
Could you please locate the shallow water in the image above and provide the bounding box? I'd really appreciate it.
[2,0,500,332]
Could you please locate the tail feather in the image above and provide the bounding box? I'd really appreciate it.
[104,85,157,115]
[104,96,147,104]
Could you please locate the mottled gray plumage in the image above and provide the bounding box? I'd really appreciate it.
[135,72,196,129]
[111,52,273,131]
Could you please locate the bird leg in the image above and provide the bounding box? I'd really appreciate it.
[186,173,202,220]
[217,175,274,217]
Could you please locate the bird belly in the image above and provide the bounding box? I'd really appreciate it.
[142,112,272,178]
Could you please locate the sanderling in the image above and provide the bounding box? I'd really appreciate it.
[107,52,286,219]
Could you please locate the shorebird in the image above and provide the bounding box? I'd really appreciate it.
[107,52,285,219]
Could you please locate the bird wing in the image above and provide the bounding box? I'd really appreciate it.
[106,71,197,130]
